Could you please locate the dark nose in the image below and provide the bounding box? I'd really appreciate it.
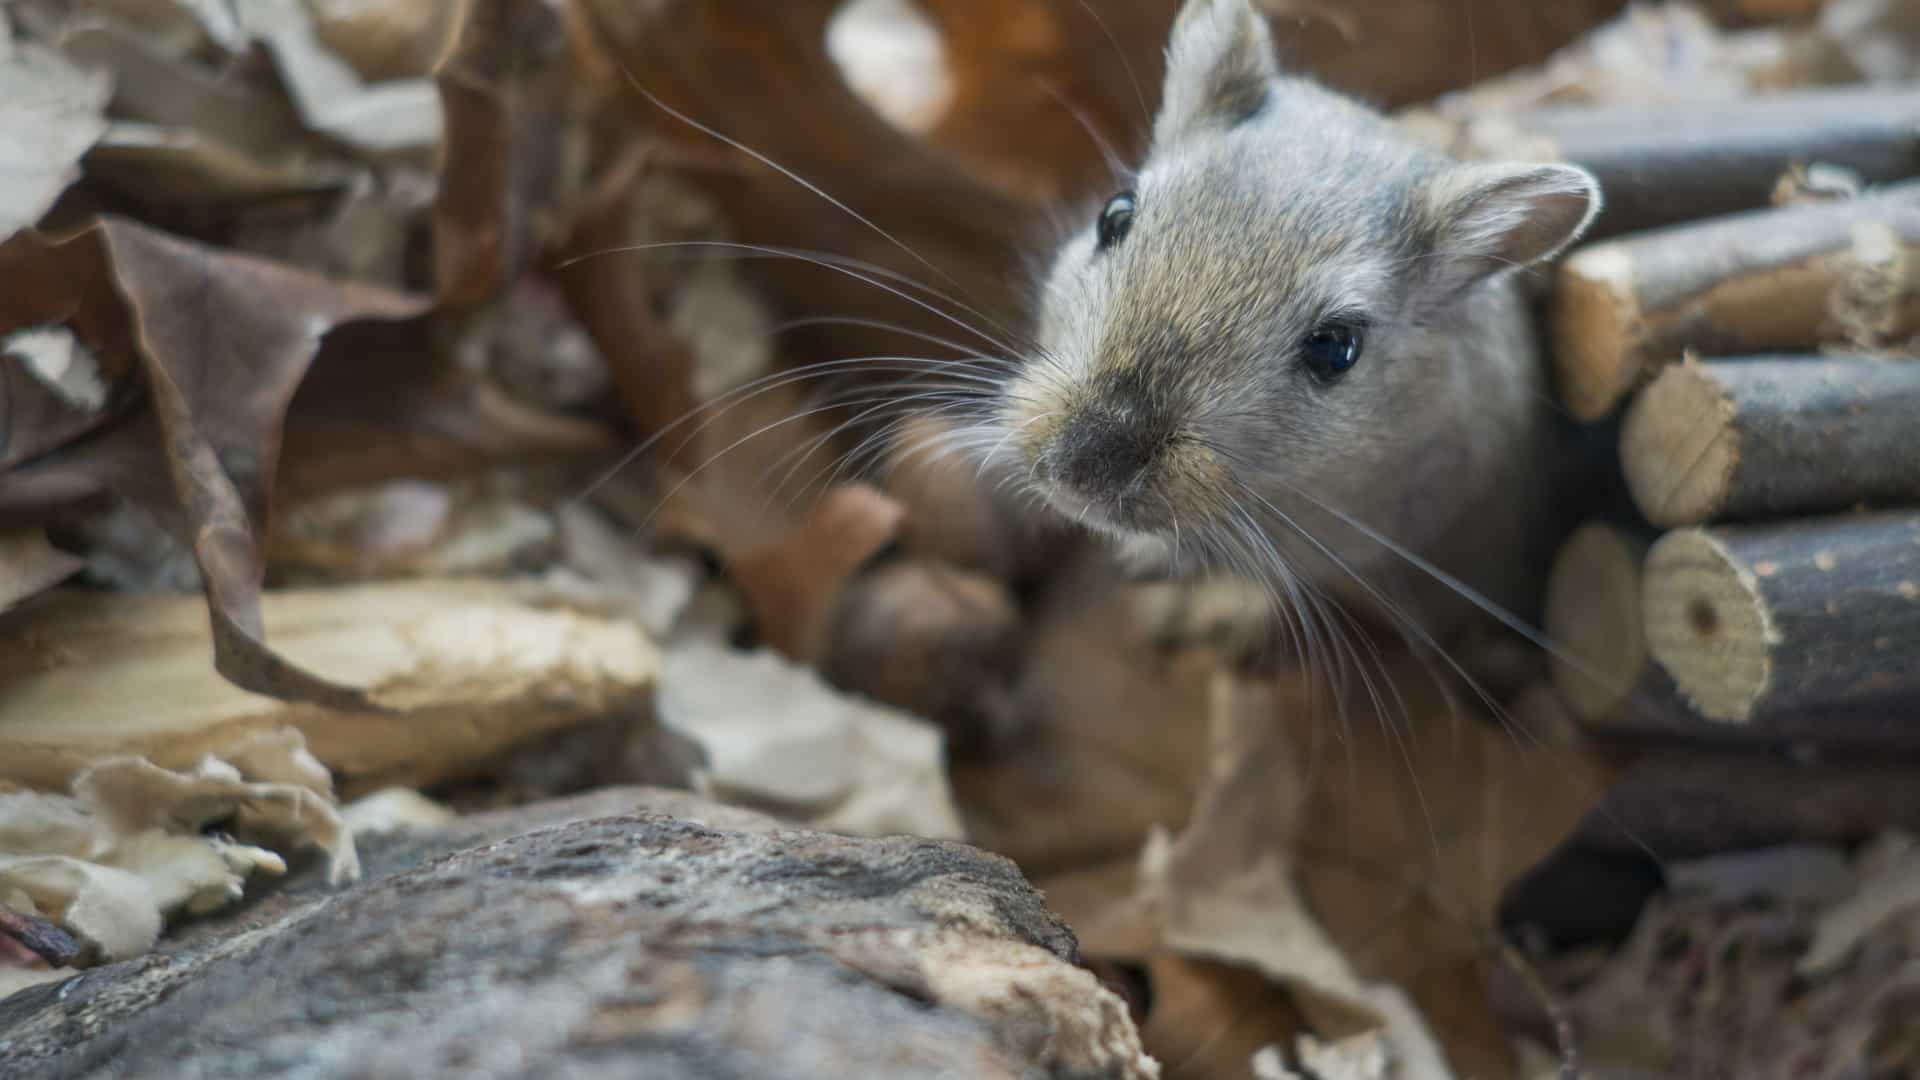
[1050,412,1156,498]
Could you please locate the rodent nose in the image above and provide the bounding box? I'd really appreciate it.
[1050,412,1156,498]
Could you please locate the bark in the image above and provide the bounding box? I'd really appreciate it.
[1620,355,1920,526]
[1551,180,1920,421]
[0,788,1154,1080]
[1474,86,1920,238]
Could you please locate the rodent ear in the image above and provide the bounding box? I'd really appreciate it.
[1416,162,1602,297]
[1152,0,1278,148]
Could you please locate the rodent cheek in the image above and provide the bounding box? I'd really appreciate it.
[998,369,1072,468]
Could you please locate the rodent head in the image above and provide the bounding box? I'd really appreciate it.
[992,0,1599,571]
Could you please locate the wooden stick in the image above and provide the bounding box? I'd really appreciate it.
[1543,521,1658,725]
[1545,519,1920,744]
[1621,355,1920,526]
[1642,512,1920,725]
[1469,86,1920,238]
[1551,181,1920,421]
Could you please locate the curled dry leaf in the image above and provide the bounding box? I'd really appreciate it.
[0,217,429,709]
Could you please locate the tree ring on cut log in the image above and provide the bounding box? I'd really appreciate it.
[1643,529,1775,723]
[1620,363,1741,527]
[1552,244,1641,421]
[1545,522,1647,720]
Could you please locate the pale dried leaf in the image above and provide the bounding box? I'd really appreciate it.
[657,641,963,840]
[0,39,110,236]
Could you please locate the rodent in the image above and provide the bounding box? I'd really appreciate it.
[978,0,1602,647]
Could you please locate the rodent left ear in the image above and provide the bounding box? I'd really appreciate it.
[1416,162,1602,297]
[1152,0,1278,149]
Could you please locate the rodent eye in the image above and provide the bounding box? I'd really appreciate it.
[1096,191,1135,252]
[1300,321,1363,382]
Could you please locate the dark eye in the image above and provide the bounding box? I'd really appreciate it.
[1300,321,1363,382]
[1096,190,1135,252]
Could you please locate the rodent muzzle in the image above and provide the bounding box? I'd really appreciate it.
[1046,411,1158,506]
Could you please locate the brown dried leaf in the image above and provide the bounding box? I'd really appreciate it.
[730,483,905,663]
[276,317,620,498]
[432,0,578,305]
[0,217,428,708]
[1153,656,1621,1079]
[951,563,1213,876]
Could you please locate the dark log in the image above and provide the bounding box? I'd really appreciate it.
[0,788,1152,1080]
[1642,512,1920,725]
[1580,748,1920,858]
[1621,355,1920,526]
[1551,180,1920,421]
[1468,85,1920,238]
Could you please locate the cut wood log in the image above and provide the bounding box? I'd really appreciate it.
[1466,86,1920,238]
[1552,180,1920,421]
[1546,519,1920,744]
[1543,521,1658,725]
[1621,355,1920,526]
[0,580,658,797]
[1642,513,1920,724]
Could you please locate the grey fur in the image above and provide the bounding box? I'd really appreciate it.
[983,0,1600,637]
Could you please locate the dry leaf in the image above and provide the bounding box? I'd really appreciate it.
[730,483,906,662]
[0,217,429,708]
[950,562,1213,876]
[0,36,111,236]
[239,0,443,153]
[655,640,964,840]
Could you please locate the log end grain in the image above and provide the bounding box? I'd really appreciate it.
[1544,522,1650,721]
[1553,243,1644,422]
[1642,529,1773,724]
[1619,363,1742,527]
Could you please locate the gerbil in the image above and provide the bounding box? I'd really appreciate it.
[977,0,1602,647]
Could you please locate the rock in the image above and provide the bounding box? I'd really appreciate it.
[0,788,1155,1079]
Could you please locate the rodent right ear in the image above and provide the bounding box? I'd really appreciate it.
[1152,0,1278,149]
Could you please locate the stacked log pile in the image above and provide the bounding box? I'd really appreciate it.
[1530,94,1920,744]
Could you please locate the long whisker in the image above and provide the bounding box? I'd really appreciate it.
[558,239,1027,358]
[612,67,1014,337]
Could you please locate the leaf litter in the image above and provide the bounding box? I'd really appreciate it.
[2,1,1918,1077]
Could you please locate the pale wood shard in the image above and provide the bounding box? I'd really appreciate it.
[0,580,659,797]
[1621,355,1920,527]
[1469,85,1920,238]
[1552,180,1920,421]
[1642,513,1920,725]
